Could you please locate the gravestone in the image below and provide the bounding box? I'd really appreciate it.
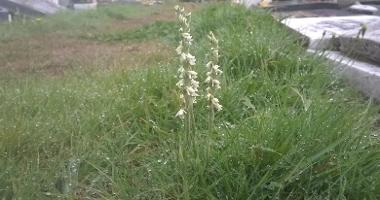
[339,28,380,64]
[73,2,97,10]
[0,7,9,21]
[5,0,64,15]
[349,4,378,14]
[282,16,380,64]
[320,50,380,101]
[243,0,262,8]
[283,15,380,101]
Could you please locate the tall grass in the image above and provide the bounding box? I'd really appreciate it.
[0,4,379,199]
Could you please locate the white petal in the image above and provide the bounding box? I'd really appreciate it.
[176,80,184,88]
[188,70,197,77]
[213,49,219,58]
[191,81,199,91]
[204,76,211,84]
[212,79,221,89]
[176,42,183,55]
[186,86,195,95]
[187,54,196,65]
[180,53,186,63]
[215,103,223,111]
[206,61,212,69]
[213,65,223,75]
[177,66,185,74]
[175,109,186,119]
[206,92,213,100]
[212,98,223,111]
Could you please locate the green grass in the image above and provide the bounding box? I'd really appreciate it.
[1,4,380,199]
[0,4,155,41]
[85,20,178,42]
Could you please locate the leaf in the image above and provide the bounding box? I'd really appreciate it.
[291,87,311,112]
[241,96,256,111]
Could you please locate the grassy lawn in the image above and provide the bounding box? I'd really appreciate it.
[1,3,380,199]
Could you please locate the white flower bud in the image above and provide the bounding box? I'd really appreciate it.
[182,33,192,42]
[212,79,221,89]
[176,80,184,88]
[186,54,196,66]
[211,97,222,111]
[180,53,186,63]
[176,42,183,55]
[204,76,211,84]
[206,61,212,69]
[191,79,199,89]
[178,66,185,74]
[175,109,186,119]
[206,92,213,100]
[188,70,197,77]
[186,86,196,96]
[213,65,223,75]
[213,49,219,58]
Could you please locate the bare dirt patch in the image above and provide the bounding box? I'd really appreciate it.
[109,3,199,32]
[0,35,172,76]
[0,3,200,76]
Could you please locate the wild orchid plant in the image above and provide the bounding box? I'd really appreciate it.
[174,5,199,134]
[174,6,222,134]
[205,31,223,131]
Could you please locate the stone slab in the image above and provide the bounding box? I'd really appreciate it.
[8,0,64,15]
[0,7,9,21]
[0,0,45,16]
[73,2,97,10]
[279,8,380,101]
[338,0,378,6]
[282,15,380,51]
[339,35,380,64]
[270,2,339,12]
[349,4,378,14]
[309,50,380,101]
